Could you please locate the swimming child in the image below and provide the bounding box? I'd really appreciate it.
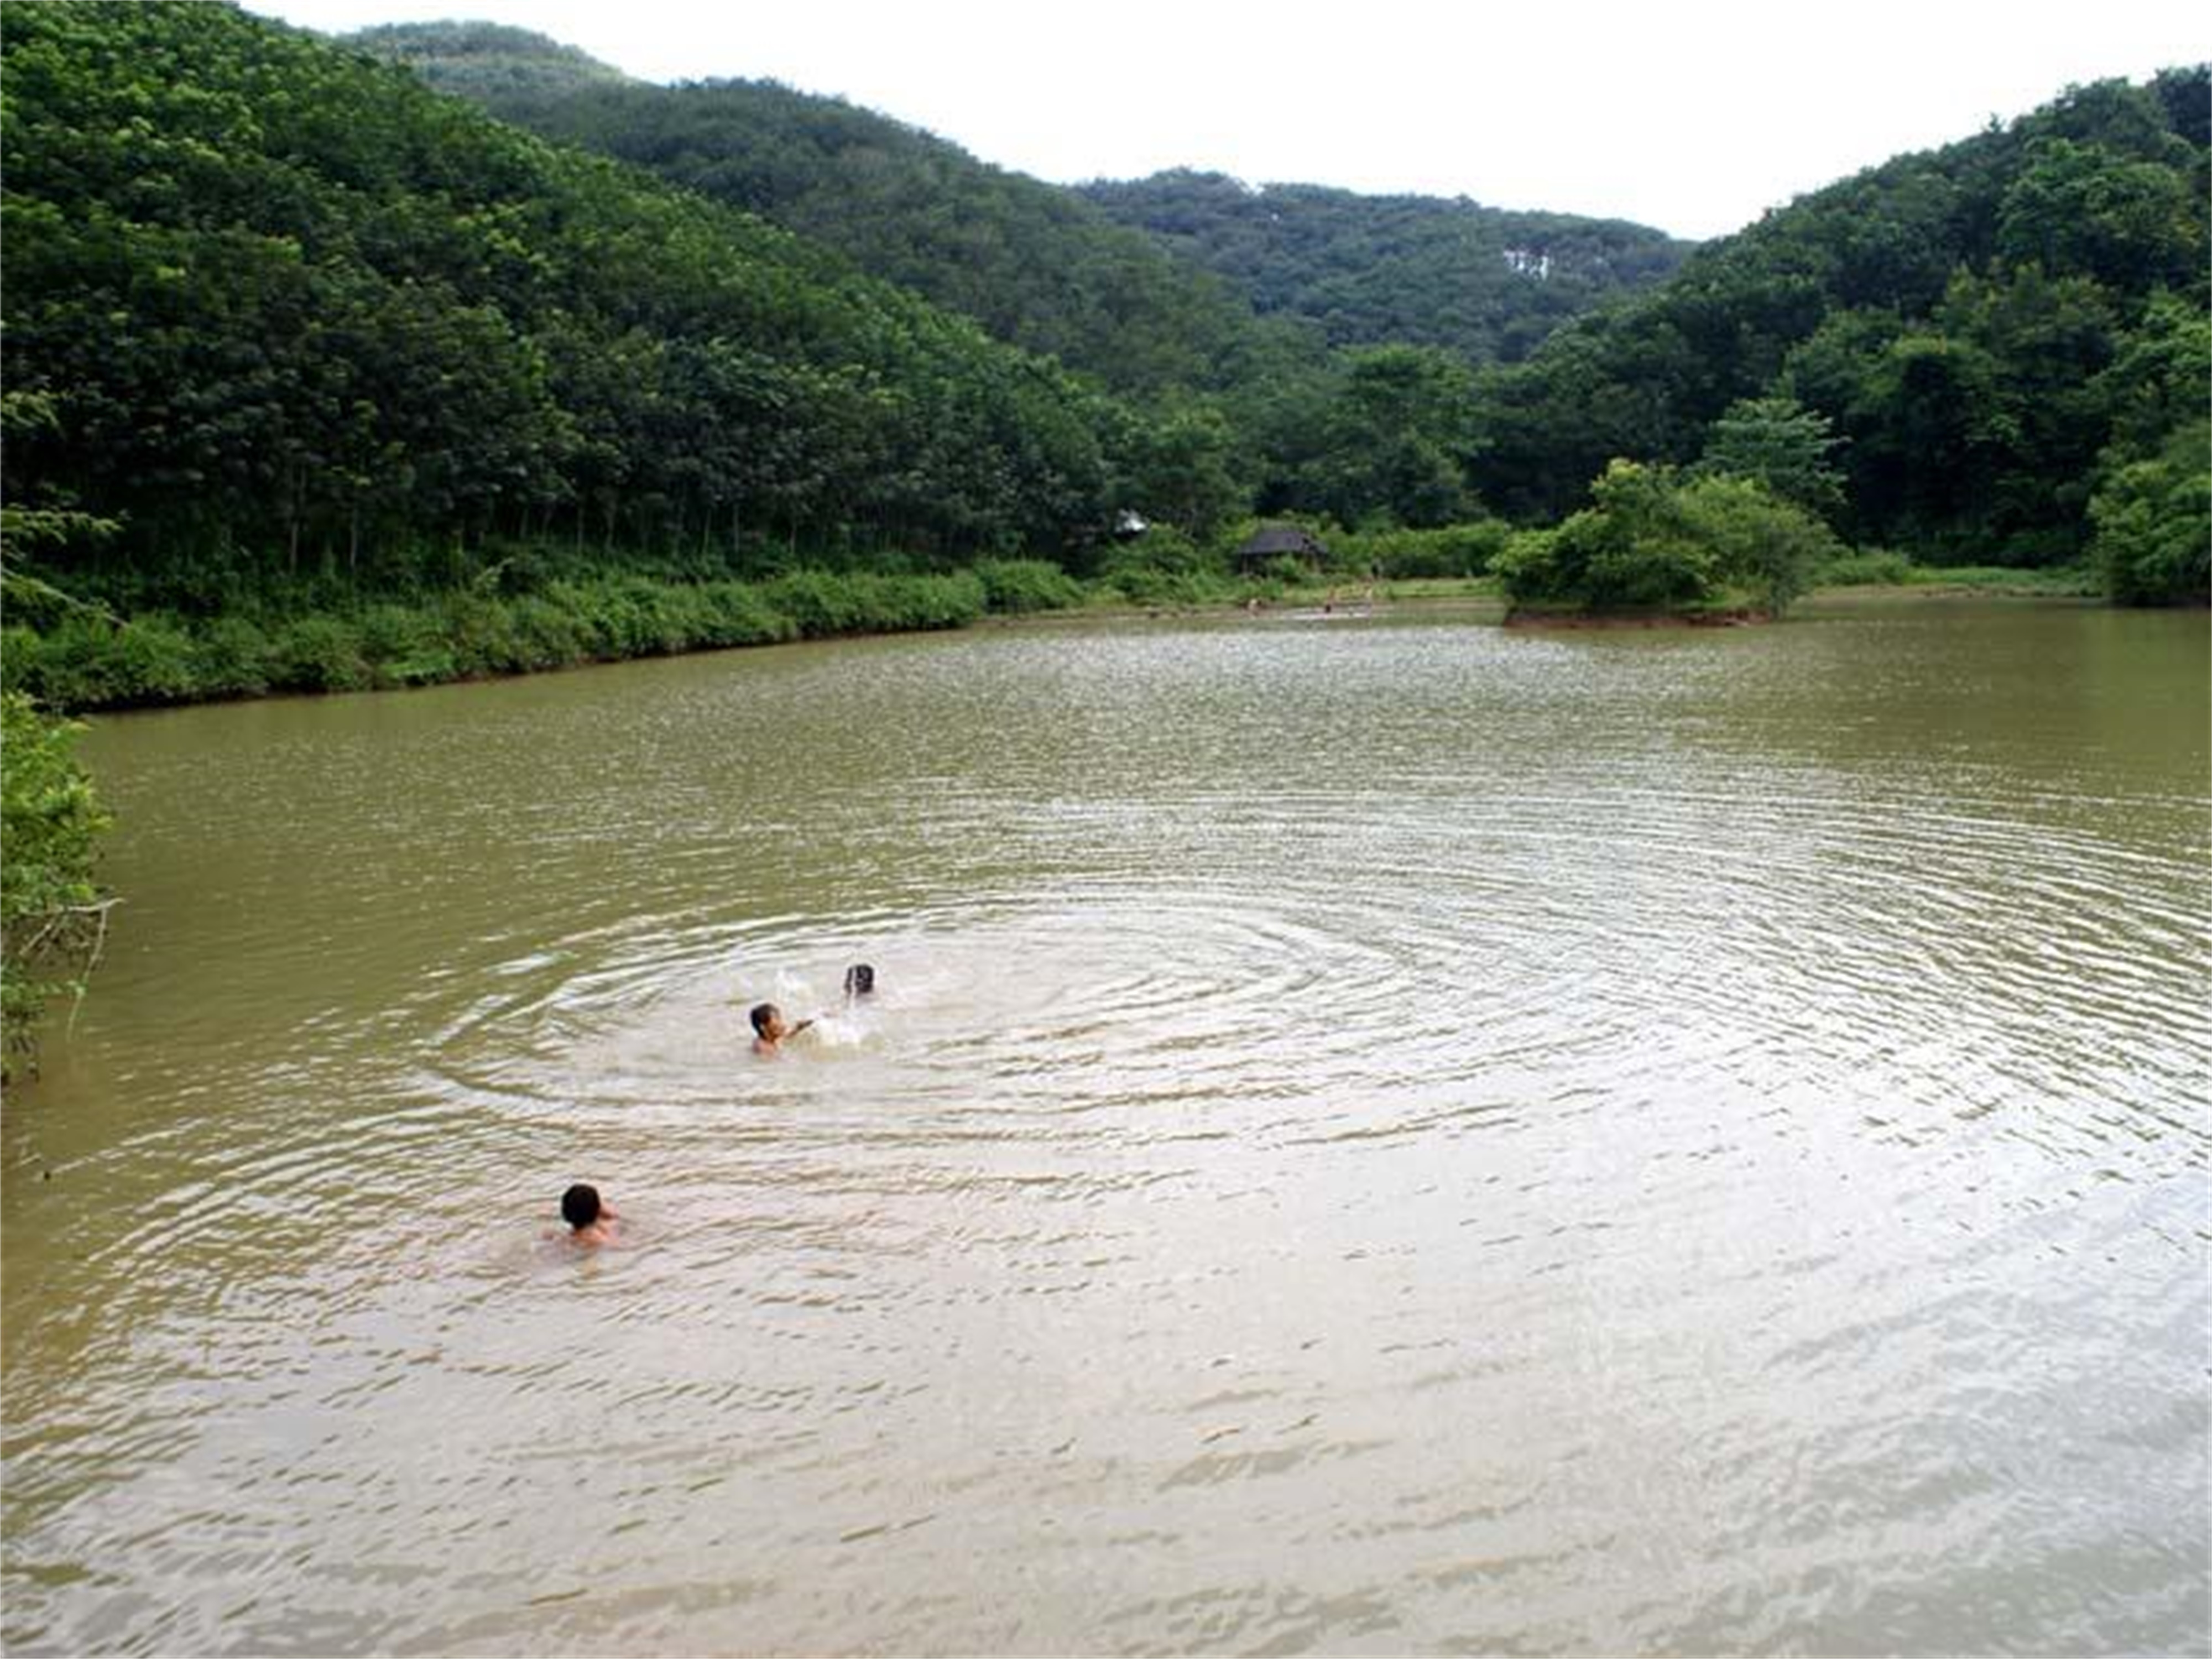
[560,1182,620,1246]
[750,1001,813,1056]
[843,963,875,998]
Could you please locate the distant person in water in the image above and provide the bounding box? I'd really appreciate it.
[843,963,875,999]
[560,1182,619,1246]
[750,1001,813,1056]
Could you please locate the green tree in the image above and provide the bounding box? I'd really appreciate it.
[1495,460,1717,609]
[1996,137,2201,292]
[1121,401,1250,541]
[2090,419,2211,604]
[1473,66,2210,576]
[1494,458,1838,614]
[1283,345,1481,526]
[1673,473,1840,613]
[1694,394,1846,519]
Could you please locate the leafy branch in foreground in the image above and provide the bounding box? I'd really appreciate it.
[1,689,114,1078]
[1,389,119,1076]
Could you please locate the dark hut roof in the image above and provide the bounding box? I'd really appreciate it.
[1237,524,1327,558]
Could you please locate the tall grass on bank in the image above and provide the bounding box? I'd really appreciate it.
[1813,549,2099,596]
[0,564,1053,712]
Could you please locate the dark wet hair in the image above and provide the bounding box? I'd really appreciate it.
[749,1001,777,1036]
[561,1183,601,1230]
[844,963,875,997]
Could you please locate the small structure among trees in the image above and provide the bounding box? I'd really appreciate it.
[1234,523,1328,576]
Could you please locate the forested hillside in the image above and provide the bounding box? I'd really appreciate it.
[0,0,1141,614]
[345,18,628,100]
[346,23,1324,401]
[2,0,2201,648]
[1080,171,1692,365]
[1469,70,2210,577]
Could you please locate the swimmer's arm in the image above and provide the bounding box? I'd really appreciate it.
[791,1017,817,1036]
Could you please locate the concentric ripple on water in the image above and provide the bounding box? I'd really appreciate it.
[4,602,2206,1655]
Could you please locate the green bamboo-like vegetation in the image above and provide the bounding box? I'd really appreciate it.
[1,0,1136,608]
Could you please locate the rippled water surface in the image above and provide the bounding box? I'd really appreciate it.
[4,601,2207,1654]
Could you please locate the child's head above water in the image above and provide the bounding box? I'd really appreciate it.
[843,963,875,997]
[749,1001,780,1039]
[561,1182,602,1231]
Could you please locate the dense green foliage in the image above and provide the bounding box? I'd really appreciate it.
[345,19,628,100]
[0,563,1067,709]
[1494,460,1841,615]
[1692,395,1848,519]
[1079,170,1692,364]
[2090,418,2212,604]
[347,23,1324,403]
[1,0,1145,614]
[1,690,111,1076]
[1250,344,1484,527]
[1471,71,2210,601]
[0,390,119,1068]
[1081,517,1510,607]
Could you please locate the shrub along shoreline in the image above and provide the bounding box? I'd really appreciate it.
[0,520,1511,714]
[0,560,1086,713]
[0,528,2127,717]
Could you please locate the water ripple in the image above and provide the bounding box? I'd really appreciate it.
[5,608,2205,1655]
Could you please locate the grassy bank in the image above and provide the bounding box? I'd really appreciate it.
[0,560,1087,713]
[0,547,2115,715]
[1811,551,2101,598]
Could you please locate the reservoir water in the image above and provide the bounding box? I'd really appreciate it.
[3,599,2206,1654]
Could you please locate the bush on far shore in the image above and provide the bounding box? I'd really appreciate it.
[1327,521,1510,580]
[1495,460,1841,615]
[971,559,1086,613]
[1817,549,1916,586]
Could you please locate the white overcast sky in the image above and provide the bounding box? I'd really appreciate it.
[246,0,2205,239]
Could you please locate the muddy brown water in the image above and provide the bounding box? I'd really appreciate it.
[3,599,2206,1654]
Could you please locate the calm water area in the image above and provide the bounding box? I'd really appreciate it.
[3,598,2206,1655]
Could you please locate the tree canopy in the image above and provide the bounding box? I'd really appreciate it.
[1470,69,2210,593]
[1,1,1147,608]
[345,24,1324,403]
[3,5,2201,614]
[1079,170,1692,366]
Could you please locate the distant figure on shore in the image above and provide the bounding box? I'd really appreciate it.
[750,1001,813,1056]
[843,963,875,999]
[560,1182,620,1246]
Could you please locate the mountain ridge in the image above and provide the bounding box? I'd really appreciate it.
[341,20,1689,391]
